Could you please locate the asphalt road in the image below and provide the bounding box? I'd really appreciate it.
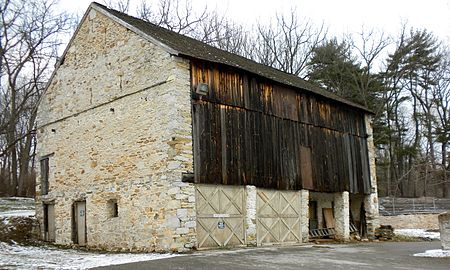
[93,241,449,270]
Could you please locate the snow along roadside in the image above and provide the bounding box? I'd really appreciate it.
[0,241,180,269]
[413,249,450,258]
[394,229,450,258]
[394,229,440,240]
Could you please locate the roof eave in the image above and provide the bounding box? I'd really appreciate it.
[181,54,374,114]
[92,2,179,56]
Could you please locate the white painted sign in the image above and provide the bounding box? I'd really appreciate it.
[213,214,230,218]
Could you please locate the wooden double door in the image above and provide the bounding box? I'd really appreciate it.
[196,185,246,248]
[256,189,302,245]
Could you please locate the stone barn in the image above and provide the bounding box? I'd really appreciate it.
[36,2,379,252]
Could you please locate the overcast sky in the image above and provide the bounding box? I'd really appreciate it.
[58,0,450,41]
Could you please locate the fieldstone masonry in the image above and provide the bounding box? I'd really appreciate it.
[309,191,350,241]
[245,185,257,246]
[438,212,450,250]
[36,8,196,252]
[299,190,310,242]
[334,191,350,241]
[364,115,380,238]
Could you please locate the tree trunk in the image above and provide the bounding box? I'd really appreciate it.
[18,110,37,196]
[8,83,18,196]
[443,143,448,198]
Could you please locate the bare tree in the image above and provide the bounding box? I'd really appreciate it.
[103,2,327,79]
[195,11,253,56]
[103,0,130,13]
[347,28,391,108]
[0,0,73,196]
[137,0,208,36]
[255,10,327,78]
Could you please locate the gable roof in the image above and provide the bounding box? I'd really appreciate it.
[90,2,371,113]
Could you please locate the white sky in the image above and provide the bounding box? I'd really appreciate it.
[57,0,450,42]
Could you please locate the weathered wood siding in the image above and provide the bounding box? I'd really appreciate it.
[190,61,370,194]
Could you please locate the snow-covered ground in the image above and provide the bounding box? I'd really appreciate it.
[394,229,450,258]
[413,249,450,258]
[394,229,441,240]
[0,241,179,269]
[0,210,35,218]
[0,197,35,218]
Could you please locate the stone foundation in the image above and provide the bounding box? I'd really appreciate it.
[438,212,450,250]
[364,115,380,238]
[334,191,350,241]
[245,185,257,246]
[299,190,309,242]
[309,191,350,241]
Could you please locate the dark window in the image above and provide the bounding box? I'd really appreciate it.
[40,158,49,195]
[113,202,118,217]
[108,199,118,218]
[309,201,318,230]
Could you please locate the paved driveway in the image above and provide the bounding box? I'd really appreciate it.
[93,241,449,270]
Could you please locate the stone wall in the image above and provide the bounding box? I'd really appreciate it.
[438,212,450,250]
[36,7,195,252]
[379,214,439,230]
[364,115,380,237]
[309,191,350,241]
[245,185,257,246]
[299,190,309,242]
[334,192,350,241]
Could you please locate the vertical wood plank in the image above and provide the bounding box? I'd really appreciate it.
[190,61,370,194]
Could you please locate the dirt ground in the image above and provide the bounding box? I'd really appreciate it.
[379,214,440,230]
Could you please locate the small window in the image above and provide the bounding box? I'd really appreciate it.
[107,199,118,218]
[40,158,49,195]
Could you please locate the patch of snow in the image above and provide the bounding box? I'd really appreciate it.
[0,241,179,269]
[0,197,34,201]
[0,210,35,218]
[413,249,450,258]
[0,197,35,218]
[395,229,440,240]
[0,197,35,207]
[1,218,10,225]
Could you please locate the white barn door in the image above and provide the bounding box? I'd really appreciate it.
[256,189,302,245]
[196,185,246,248]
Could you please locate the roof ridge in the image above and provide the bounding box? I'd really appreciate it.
[91,2,371,113]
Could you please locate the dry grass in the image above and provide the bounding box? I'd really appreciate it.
[0,216,39,244]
